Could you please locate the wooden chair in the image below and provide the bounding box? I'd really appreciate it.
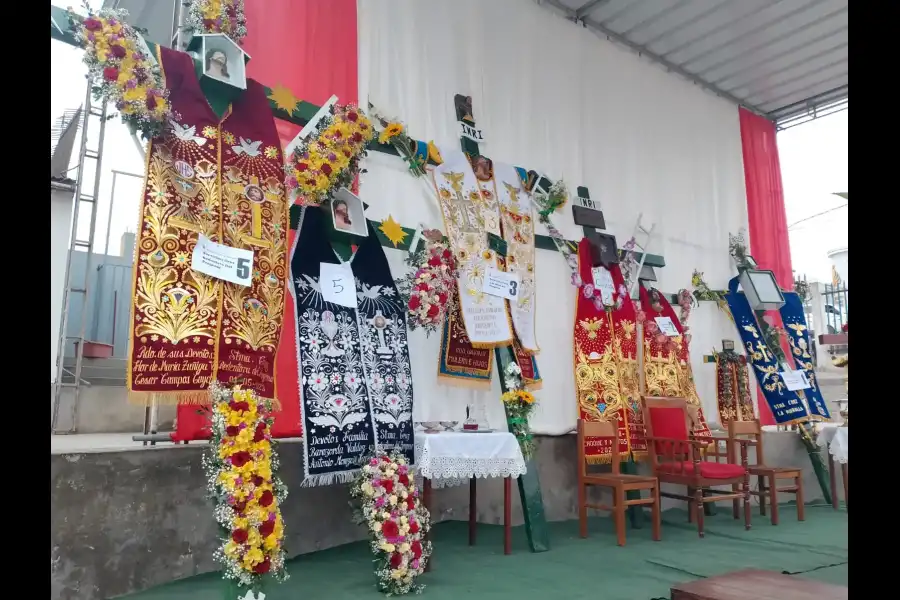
[641,396,752,537]
[577,419,661,546]
[726,419,805,526]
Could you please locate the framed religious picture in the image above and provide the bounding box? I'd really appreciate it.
[585,229,619,267]
[331,188,369,237]
[187,33,249,90]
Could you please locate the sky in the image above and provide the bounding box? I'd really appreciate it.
[777,110,849,284]
[51,6,848,281]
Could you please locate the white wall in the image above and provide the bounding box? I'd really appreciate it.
[356,0,748,433]
[51,185,75,382]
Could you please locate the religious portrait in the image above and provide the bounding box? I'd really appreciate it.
[194,34,248,90]
[245,184,264,204]
[472,156,493,182]
[205,48,230,81]
[330,188,368,237]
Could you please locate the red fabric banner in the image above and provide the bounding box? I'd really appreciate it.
[739,108,793,426]
[173,0,359,441]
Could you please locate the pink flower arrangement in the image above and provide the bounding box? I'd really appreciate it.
[349,450,432,595]
[400,230,457,335]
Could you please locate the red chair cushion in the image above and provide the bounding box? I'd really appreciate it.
[657,460,746,480]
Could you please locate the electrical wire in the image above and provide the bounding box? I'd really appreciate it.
[787,203,848,230]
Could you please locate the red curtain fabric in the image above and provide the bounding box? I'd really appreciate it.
[739,108,793,426]
[173,0,359,441]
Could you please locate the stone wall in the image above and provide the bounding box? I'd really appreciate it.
[50,431,843,600]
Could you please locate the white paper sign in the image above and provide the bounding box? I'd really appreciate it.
[591,266,616,305]
[781,369,811,391]
[482,267,520,301]
[458,121,485,143]
[191,234,254,287]
[654,316,680,337]
[320,262,357,308]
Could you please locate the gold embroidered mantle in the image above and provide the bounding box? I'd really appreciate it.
[126,46,288,405]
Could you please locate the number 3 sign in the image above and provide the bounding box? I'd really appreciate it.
[482,267,520,301]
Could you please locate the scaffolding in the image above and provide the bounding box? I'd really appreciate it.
[51,86,108,434]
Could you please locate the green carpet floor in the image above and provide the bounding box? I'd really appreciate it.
[123,504,847,600]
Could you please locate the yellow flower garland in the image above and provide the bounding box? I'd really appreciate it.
[71,8,172,139]
[287,104,375,206]
[204,384,289,590]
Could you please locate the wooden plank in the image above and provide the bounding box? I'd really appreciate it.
[50,5,667,268]
[671,569,847,600]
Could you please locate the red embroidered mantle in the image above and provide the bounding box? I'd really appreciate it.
[573,240,645,463]
[126,46,288,404]
[639,287,711,439]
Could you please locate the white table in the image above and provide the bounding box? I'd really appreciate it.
[817,424,848,510]
[415,431,527,565]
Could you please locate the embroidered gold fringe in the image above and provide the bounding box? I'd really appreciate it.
[128,389,281,409]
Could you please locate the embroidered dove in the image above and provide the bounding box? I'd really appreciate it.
[295,274,321,294]
[233,137,262,157]
[357,284,383,300]
[169,120,206,146]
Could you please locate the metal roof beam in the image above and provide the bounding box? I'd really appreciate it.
[756,74,848,111]
[574,0,610,20]
[767,84,848,121]
[776,98,847,130]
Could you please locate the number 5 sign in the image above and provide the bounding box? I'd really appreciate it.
[191,234,255,287]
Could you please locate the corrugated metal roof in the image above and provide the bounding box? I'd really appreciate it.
[541,0,847,124]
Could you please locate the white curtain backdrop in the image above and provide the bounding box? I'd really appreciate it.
[356,0,750,434]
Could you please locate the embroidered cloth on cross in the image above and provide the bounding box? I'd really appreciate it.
[573,239,644,464]
[639,286,712,441]
[126,46,288,405]
[290,207,415,486]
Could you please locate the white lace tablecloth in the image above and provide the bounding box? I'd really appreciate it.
[415,431,527,489]
[817,424,849,464]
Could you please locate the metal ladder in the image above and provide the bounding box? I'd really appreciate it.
[626,213,657,299]
[51,86,108,434]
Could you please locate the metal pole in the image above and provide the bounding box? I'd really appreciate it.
[104,170,144,257]
[103,171,117,257]
[52,88,92,432]
[69,103,107,433]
